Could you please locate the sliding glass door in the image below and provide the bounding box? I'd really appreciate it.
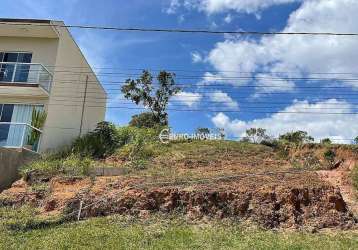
[0,104,43,148]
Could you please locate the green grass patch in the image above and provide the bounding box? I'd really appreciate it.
[0,212,357,249]
[21,154,95,179]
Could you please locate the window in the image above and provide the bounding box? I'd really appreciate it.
[0,52,32,63]
[0,104,14,145]
[0,52,32,82]
[0,104,14,122]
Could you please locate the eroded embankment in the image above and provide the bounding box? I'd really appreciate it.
[1,173,356,230]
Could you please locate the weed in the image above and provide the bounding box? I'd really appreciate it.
[323,149,336,163]
[21,154,94,179]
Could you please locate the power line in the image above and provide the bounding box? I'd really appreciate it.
[7,65,358,76]
[53,81,358,90]
[43,104,358,115]
[48,98,358,107]
[1,22,358,36]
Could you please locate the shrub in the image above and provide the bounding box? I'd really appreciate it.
[321,138,332,145]
[260,138,280,149]
[115,126,162,169]
[195,127,210,135]
[323,149,336,163]
[73,121,120,159]
[21,154,94,178]
[129,112,162,129]
[279,131,314,144]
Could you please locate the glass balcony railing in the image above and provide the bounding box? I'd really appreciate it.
[0,62,52,92]
[0,122,42,153]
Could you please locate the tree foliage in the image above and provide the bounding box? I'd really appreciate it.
[354,136,358,145]
[321,138,332,145]
[279,131,314,144]
[73,121,119,159]
[121,70,181,126]
[245,128,269,143]
[196,127,210,135]
[129,112,161,129]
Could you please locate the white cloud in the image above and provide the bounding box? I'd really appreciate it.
[191,52,203,63]
[202,0,300,14]
[211,99,358,143]
[169,0,300,15]
[172,91,203,107]
[178,14,185,23]
[204,0,358,92]
[207,90,239,109]
[224,14,233,23]
[253,73,296,97]
[166,0,181,14]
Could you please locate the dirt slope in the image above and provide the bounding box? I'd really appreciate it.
[1,142,357,230]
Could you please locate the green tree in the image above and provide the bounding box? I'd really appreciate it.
[121,70,181,126]
[196,127,210,135]
[129,112,160,128]
[321,138,332,145]
[354,136,358,145]
[279,131,314,144]
[245,128,269,143]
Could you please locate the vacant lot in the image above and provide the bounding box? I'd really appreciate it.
[1,140,358,248]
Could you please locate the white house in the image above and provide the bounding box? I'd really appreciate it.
[0,18,107,153]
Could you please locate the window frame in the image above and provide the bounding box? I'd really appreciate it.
[0,51,33,63]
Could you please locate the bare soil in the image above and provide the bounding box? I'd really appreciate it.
[1,143,358,230]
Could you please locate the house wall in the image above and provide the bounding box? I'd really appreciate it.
[0,36,57,106]
[0,21,107,153]
[39,22,106,152]
[0,36,59,69]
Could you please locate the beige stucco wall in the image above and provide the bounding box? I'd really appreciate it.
[0,21,107,153]
[0,36,59,68]
[40,22,107,152]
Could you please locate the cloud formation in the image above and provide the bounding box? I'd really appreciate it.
[204,0,358,92]
[172,91,203,107]
[211,99,358,143]
[167,0,300,14]
[208,90,239,109]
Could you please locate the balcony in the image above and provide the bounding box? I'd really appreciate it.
[0,122,42,153]
[0,63,53,97]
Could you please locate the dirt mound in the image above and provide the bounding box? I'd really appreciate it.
[1,174,356,230]
[66,185,355,230]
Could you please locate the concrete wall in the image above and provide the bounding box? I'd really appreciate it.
[0,148,38,191]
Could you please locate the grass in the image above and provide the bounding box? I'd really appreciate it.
[0,208,357,250]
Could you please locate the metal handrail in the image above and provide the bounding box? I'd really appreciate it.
[0,62,53,76]
[0,122,43,133]
[0,122,43,152]
[0,62,53,92]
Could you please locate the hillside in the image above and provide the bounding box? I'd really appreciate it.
[1,140,357,231]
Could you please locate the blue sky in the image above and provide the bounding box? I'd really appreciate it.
[1,0,358,142]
